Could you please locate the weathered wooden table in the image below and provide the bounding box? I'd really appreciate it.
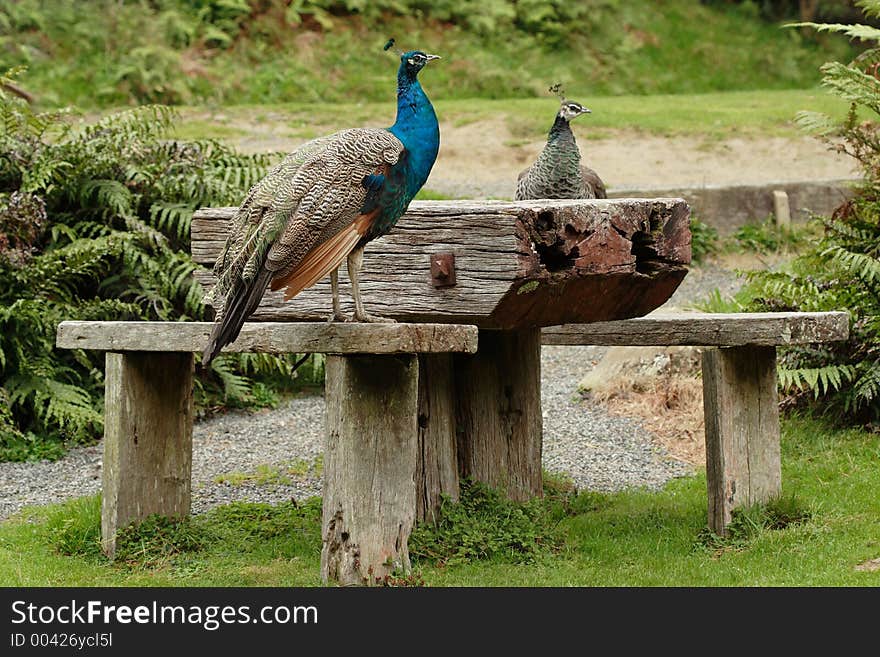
[59,198,693,585]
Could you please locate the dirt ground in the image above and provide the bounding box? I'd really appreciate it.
[226,118,860,197]
[434,124,859,198]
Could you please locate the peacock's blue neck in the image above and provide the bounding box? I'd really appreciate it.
[389,73,439,196]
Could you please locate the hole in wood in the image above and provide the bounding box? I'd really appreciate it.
[631,230,662,274]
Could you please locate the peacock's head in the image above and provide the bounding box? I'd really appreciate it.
[400,50,441,78]
[558,100,591,122]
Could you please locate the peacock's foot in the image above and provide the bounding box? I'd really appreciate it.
[349,312,397,323]
[326,310,348,323]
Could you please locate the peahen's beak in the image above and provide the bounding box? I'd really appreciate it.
[425,54,442,62]
[581,107,592,114]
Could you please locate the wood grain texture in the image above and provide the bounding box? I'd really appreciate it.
[702,346,782,535]
[321,355,419,585]
[541,311,850,346]
[56,321,478,354]
[101,352,194,559]
[191,199,691,329]
[454,329,543,501]
[416,354,460,524]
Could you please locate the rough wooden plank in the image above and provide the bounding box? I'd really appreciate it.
[321,355,419,586]
[57,321,479,354]
[416,354,459,524]
[702,346,782,535]
[454,329,543,501]
[541,311,850,346]
[101,352,194,559]
[191,198,691,329]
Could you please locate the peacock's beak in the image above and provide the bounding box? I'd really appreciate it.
[581,107,592,114]
[425,54,442,62]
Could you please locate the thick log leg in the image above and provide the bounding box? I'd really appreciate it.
[454,329,543,501]
[101,352,194,559]
[321,354,419,586]
[702,346,782,535]
[416,354,459,524]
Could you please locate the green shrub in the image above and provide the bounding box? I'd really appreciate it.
[0,0,858,107]
[0,68,299,461]
[732,215,808,254]
[743,2,880,422]
[689,216,721,263]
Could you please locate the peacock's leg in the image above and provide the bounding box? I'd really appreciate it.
[326,268,347,322]
[347,247,395,323]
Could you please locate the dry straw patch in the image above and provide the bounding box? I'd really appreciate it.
[589,370,706,468]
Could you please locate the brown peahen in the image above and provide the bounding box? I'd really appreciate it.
[515,98,607,201]
[201,49,441,365]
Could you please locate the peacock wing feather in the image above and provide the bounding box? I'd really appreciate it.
[201,128,404,362]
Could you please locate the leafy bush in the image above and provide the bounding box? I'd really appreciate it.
[732,215,810,254]
[742,1,880,422]
[0,0,858,107]
[689,216,721,263]
[0,68,299,461]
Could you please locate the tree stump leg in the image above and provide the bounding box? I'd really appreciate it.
[453,329,543,501]
[321,354,419,586]
[701,346,782,535]
[101,352,194,559]
[416,354,460,524]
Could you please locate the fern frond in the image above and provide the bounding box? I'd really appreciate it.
[785,22,880,42]
[794,110,840,137]
[821,244,880,286]
[208,355,252,401]
[819,61,880,115]
[778,363,856,397]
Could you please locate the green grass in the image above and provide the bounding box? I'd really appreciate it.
[163,88,859,154]
[2,414,878,587]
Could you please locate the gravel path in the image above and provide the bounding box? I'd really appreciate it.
[0,259,743,522]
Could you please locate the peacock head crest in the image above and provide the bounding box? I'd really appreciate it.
[385,39,440,79]
[401,50,441,77]
[550,83,591,122]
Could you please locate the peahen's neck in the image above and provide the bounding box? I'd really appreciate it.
[548,114,578,150]
[389,72,440,194]
[542,115,581,168]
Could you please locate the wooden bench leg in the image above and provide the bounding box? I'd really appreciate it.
[454,329,543,502]
[416,354,459,524]
[321,354,419,585]
[701,346,782,535]
[101,352,194,559]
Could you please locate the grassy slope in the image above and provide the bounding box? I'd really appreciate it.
[1,415,878,587]
[1,1,859,108]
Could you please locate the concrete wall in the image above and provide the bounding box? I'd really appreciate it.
[608,179,857,235]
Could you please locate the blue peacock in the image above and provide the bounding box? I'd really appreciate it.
[202,47,441,365]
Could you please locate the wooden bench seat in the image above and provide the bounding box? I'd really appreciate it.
[542,311,850,534]
[57,320,478,581]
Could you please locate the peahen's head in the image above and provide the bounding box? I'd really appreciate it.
[558,100,591,122]
[400,50,441,79]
